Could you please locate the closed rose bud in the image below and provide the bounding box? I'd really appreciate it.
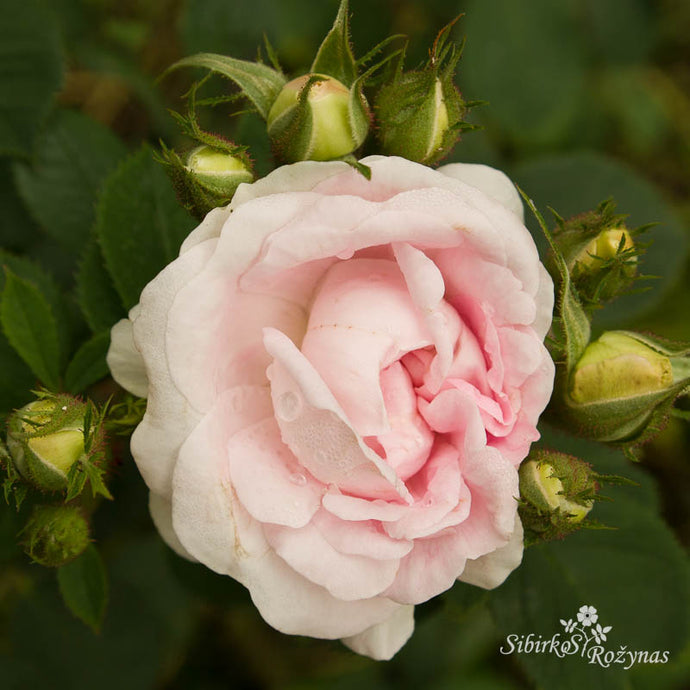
[267,74,369,162]
[375,19,471,165]
[185,146,253,197]
[7,397,88,492]
[557,331,690,444]
[519,450,597,544]
[21,504,90,567]
[570,331,673,405]
[551,200,641,307]
[375,72,465,165]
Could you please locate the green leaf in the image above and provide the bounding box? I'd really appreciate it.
[76,240,126,333]
[13,110,127,254]
[513,152,689,328]
[462,0,586,146]
[0,269,61,390]
[311,0,357,86]
[57,544,108,633]
[64,331,111,393]
[95,147,195,310]
[0,0,63,156]
[166,53,285,120]
[489,454,690,690]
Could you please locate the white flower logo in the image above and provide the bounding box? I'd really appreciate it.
[577,605,598,627]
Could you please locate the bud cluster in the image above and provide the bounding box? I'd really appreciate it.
[527,194,690,450]
[1,391,112,568]
[162,0,474,201]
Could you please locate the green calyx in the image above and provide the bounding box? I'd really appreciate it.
[21,504,90,567]
[374,19,475,165]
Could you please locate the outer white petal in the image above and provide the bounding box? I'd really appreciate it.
[107,312,148,398]
[457,515,524,589]
[438,162,524,221]
[130,239,217,498]
[180,204,232,254]
[341,605,415,661]
[148,491,196,561]
[231,160,350,209]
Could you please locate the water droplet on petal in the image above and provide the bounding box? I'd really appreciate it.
[276,391,302,422]
[424,497,434,508]
[289,472,307,486]
[336,249,354,260]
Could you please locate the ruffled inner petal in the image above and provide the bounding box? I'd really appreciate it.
[264,521,401,601]
[264,327,412,503]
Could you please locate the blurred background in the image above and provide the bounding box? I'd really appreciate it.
[1,0,689,688]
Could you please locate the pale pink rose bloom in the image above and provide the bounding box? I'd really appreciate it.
[108,156,554,660]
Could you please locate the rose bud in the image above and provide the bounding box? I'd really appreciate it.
[375,22,470,165]
[551,200,642,307]
[559,331,690,443]
[7,396,89,492]
[21,504,90,567]
[267,74,370,162]
[519,450,597,544]
[186,145,253,197]
[6,393,108,497]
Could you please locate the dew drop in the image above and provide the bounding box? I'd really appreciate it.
[276,391,302,422]
[424,497,434,508]
[289,472,307,486]
[336,249,355,260]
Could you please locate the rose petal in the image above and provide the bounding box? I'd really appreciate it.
[438,162,524,220]
[131,239,217,497]
[264,520,401,601]
[264,327,412,503]
[341,604,415,661]
[148,491,195,561]
[321,492,409,522]
[301,258,433,436]
[312,508,413,560]
[228,417,324,528]
[107,308,148,398]
[172,386,274,577]
[459,515,524,589]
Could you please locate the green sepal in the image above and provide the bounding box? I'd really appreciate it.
[520,191,591,373]
[164,53,286,120]
[310,0,357,87]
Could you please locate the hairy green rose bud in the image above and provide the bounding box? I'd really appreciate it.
[21,504,90,567]
[6,393,108,497]
[374,19,472,165]
[267,74,369,162]
[550,200,642,307]
[7,397,87,492]
[375,72,465,165]
[519,450,598,544]
[556,331,690,444]
[185,145,253,197]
